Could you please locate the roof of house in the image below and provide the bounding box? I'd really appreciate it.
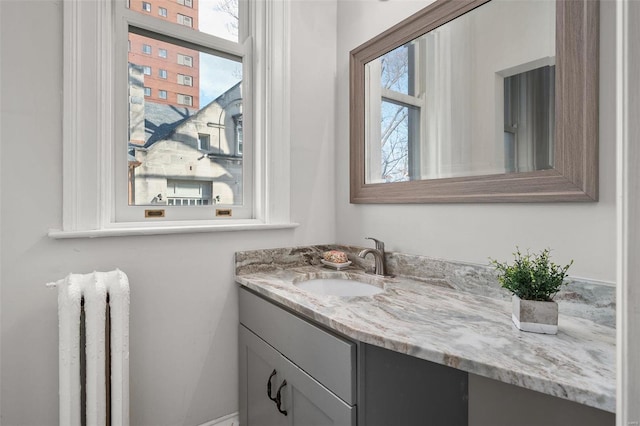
[130,81,242,150]
[143,103,195,148]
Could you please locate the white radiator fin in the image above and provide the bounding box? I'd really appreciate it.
[49,269,130,426]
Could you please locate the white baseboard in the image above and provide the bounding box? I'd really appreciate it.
[198,412,239,426]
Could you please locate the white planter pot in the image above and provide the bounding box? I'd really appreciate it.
[511,295,558,335]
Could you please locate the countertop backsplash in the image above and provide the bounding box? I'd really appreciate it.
[235,244,615,328]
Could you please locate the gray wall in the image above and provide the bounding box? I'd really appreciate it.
[335,0,617,283]
[0,0,337,424]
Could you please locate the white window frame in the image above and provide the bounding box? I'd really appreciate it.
[177,53,193,67]
[177,13,192,27]
[177,0,193,8]
[176,93,193,106]
[177,73,193,86]
[53,0,294,238]
[158,48,167,58]
[158,89,167,99]
[198,133,211,151]
[158,7,167,17]
[159,68,167,79]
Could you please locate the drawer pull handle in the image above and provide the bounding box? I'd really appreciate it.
[267,369,278,402]
[276,380,288,416]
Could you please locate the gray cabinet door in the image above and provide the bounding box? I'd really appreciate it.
[240,326,355,426]
[240,325,288,426]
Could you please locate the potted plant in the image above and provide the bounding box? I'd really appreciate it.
[490,248,573,335]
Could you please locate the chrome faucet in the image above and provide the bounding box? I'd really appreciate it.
[358,237,388,276]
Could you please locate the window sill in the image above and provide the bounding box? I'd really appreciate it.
[48,220,299,239]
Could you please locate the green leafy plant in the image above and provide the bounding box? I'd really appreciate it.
[490,248,573,301]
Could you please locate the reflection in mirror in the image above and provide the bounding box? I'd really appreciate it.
[503,65,555,174]
[364,0,556,184]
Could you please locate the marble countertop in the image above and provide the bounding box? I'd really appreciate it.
[236,265,615,413]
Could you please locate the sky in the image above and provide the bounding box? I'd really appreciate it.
[198,0,242,106]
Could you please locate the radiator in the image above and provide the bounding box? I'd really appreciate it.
[47,270,130,426]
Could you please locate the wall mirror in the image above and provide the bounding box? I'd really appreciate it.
[350,0,599,203]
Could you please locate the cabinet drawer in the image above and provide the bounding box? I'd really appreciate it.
[239,288,356,404]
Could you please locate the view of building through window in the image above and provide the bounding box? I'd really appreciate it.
[127,0,243,207]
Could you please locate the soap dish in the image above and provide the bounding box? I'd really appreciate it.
[320,259,352,270]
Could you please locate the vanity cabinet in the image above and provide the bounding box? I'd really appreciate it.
[239,288,356,425]
[239,287,468,426]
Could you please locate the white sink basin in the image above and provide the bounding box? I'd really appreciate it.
[295,278,384,297]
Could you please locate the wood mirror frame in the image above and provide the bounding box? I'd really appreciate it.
[350,0,599,203]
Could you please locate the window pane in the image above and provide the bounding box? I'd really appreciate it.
[127,0,239,42]
[373,101,420,183]
[380,45,410,95]
[128,31,243,206]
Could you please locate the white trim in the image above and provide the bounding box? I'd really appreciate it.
[617,0,640,423]
[63,0,115,232]
[253,0,291,224]
[49,221,298,239]
[59,0,292,237]
[198,412,239,426]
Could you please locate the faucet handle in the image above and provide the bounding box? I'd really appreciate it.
[365,237,385,252]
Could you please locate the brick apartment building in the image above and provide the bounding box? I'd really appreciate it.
[128,0,200,114]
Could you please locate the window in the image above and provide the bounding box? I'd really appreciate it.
[158,7,167,17]
[159,90,167,100]
[141,2,151,12]
[177,0,193,7]
[144,87,151,97]
[234,115,243,155]
[366,43,424,183]
[142,44,151,54]
[177,74,192,86]
[176,94,193,106]
[158,48,167,58]
[177,14,192,27]
[177,53,193,67]
[159,69,167,79]
[60,0,292,236]
[198,133,211,151]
